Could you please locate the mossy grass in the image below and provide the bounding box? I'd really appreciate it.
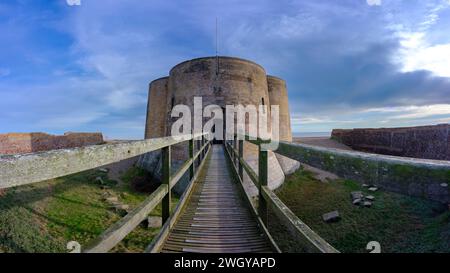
[271,168,450,253]
[0,166,177,253]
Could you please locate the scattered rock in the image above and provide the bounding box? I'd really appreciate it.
[114,204,130,216]
[351,191,364,201]
[322,211,341,223]
[362,184,369,188]
[147,216,163,228]
[95,176,106,185]
[99,168,109,173]
[120,192,128,198]
[105,196,119,203]
[102,191,112,198]
[100,185,111,190]
[365,195,375,201]
[352,198,362,205]
[368,187,378,192]
[363,201,372,207]
[116,204,129,210]
[441,183,448,188]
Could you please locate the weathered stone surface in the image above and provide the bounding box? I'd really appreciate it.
[365,195,375,201]
[322,211,341,223]
[147,216,162,228]
[95,176,106,185]
[276,141,450,203]
[332,124,450,160]
[351,191,364,200]
[98,168,109,173]
[363,201,372,207]
[105,196,118,203]
[368,187,378,192]
[114,204,130,216]
[352,198,362,205]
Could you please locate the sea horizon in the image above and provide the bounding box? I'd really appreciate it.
[292,132,331,138]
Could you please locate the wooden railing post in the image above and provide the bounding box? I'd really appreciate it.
[233,135,237,166]
[201,135,205,160]
[189,136,195,179]
[162,146,171,223]
[238,139,244,179]
[196,137,201,165]
[258,144,268,225]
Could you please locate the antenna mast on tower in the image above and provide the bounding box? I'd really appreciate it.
[215,17,219,75]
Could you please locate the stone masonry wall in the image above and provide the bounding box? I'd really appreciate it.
[276,141,450,204]
[0,132,104,155]
[332,124,450,160]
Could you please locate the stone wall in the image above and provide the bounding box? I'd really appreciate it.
[332,124,450,160]
[0,132,104,155]
[276,141,450,204]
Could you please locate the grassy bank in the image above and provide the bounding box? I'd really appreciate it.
[0,166,175,253]
[271,168,450,253]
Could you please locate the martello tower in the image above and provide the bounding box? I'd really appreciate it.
[144,56,299,194]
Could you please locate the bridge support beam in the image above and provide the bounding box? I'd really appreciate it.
[162,146,171,223]
[233,135,237,165]
[238,139,244,179]
[189,138,195,179]
[258,146,268,225]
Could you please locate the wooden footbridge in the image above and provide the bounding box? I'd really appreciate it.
[160,145,274,253]
[0,133,338,253]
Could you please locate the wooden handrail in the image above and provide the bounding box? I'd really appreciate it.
[226,143,259,187]
[225,137,339,253]
[0,133,209,189]
[145,143,212,253]
[261,186,339,253]
[82,134,211,252]
[169,141,210,189]
[83,184,169,253]
[0,132,211,253]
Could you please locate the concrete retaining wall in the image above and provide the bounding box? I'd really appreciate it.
[332,124,450,160]
[276,141,450,203]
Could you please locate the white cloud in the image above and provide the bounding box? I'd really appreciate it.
[361,104,450,120]
[366,0,382,6]
[401,39,450,77]
[393,3,450,78]
[37,111,107,129]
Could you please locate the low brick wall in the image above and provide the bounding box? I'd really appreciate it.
[332,124,450,160]
[0,132,104,155]
[276,142,450,203]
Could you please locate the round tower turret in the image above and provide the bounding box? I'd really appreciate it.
[267,75,292,142]
[145,77,169,139]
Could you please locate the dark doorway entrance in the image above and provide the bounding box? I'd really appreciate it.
[212,107,225,144]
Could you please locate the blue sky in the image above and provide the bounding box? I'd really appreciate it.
[1,0,450,139]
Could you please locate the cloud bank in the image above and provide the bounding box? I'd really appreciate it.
[0,0,449,138]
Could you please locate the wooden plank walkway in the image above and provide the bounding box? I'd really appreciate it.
[161,145,273,253]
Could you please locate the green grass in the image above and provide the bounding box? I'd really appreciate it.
[0,166,177,253]
[271,168,450,253]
